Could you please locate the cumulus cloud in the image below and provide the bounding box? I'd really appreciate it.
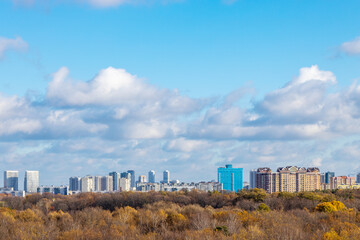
[341,37,360,55]
[0,36,28,58]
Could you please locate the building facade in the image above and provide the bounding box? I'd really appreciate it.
[148,170,155,183]
[249,169,257,189]
[37,185,69,195]
[218,164,243,192]
[119,178,130,191]
[24,170,39,193]
[163,170,170,184]
[138,175,147,183]
[330,176,355,189]
[101,176,113,192]
[69,177,81,191]
[325,172,335,184]
[127,170,135,189]
[80,176,94,192]
[255,166,321,193]
[109,172,120,191]
[4,170,19,191]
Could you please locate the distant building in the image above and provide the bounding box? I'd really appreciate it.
[249,169,257,189]
[163,170,170,184]
[137,182,160,192]
[119,178,130,191]
[120,172,131,179]
[94,176,102,192]
[127,170,135,189]
[24,171,39,193]
[69,177,81,191]
[80,176,94,192]
[218,164,243,192]
[101,176,113,192]
[330,176,355,189]
[255,166,321,193]
[320,173,325,184]
[109,172,120,191]
[325,172,335,184]
[148,170,155,183]
[357,173,360,183]
[138,175,147,183]
[37,185,69,195]
[4,170,19,191]
[195,182,222,192]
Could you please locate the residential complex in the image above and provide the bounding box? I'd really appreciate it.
[255,166,321,193]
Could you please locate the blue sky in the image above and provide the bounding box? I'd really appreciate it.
[1,0,360,187]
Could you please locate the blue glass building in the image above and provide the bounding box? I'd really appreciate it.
[325,171,335,184]
[218,164,243,192]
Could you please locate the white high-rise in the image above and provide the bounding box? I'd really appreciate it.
[4,171,19,191]
[80,176,94,192]
[119,178,130,191]
[163,170,170,184]
[148,170,155,183]
[94,176,102,192]
[24,171,39,193]
[138,175,147,183]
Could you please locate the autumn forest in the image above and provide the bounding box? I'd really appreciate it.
[1,189,360,239]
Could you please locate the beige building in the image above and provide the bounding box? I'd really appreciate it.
[256,166,321,193]
[330,176,355,189]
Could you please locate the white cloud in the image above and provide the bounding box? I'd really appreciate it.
[311,157,322,167]
[341,37,360,55]
[0,36,28,58]
[164,138,209,152]
[291,65,336,85]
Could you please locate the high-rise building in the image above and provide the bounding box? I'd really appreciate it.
[148,170,155,183]
[320,173,325,183]
[127,170,135,188]
[119,178,130,191]
[101,176,113,192]
[69,177,81,191]
[357,173,360,184]
[24,171,39,193]
[120,172,131,179]
[4,171,19,191]
[325,172,335,184]
[94,176,102,192]
[138,175,147,183]
[255,166,321,193]
[80,176,94,192]
[249,169,257,189]
[109,172,120,191]
[163,170,170,184]
[218,164,243,192]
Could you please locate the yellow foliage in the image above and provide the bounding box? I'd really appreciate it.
[17,209,42,222]
[315,201,346,213]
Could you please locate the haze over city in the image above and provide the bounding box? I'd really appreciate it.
[1,0,360,187]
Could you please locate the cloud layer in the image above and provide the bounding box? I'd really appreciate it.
[1,65,360,184]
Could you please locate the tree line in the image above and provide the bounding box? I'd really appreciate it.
[0,189,360,239]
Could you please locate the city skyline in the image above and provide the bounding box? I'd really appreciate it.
[1,1,360,185]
